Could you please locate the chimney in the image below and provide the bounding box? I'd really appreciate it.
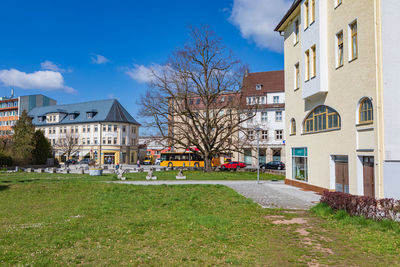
[244,69,249,78]
[11,88,14,98]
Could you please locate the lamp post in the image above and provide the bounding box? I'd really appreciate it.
[255,127,262,184]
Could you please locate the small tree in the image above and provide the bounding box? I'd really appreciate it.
[12,110,35,164]
[32,130,52,165]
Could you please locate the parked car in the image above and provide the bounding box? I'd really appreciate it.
[79,158,91,165]
[155,158,161,165]
[220,161,246,170]
[260,161,285,170]
[65,159,77,165]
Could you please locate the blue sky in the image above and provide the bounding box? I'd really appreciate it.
[0,0,291,122]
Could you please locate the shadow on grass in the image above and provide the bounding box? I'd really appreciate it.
[0,185,10,191]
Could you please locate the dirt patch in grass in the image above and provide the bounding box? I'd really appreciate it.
[272,218,308,225]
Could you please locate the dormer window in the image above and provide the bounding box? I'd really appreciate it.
[86,111,97,119]
[38,116,45,122]
[256,84,263,90]
[69,114,76,120]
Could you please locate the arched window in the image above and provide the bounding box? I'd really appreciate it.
[291,118,296,135]
[359,98,373,124]
[304,105,341,134]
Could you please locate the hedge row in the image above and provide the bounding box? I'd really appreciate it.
[0,153,13,167]
[320,191,400,222]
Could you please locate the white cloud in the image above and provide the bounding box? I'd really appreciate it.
[40,60,64,72]
[0,68,75,93]
[90,54,109,64]
[107,93,119,100]
[229,0,292,52]
[125,64,164,84]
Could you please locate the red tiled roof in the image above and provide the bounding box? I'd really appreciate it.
[242,70,284,96]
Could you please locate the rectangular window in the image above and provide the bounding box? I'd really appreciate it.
[311,45,316,77]
[261,112,268,122]
[275,130,283,140]
[292,148,308,182]
[311,0,315,23]
[305,50,310,81]
[87,138,90,144]
[247,130,254,141]
[108,125,111,132]
[103,125,106,132]
[113,138,117,145]
[294,20,300,44]
[82,138,86,145]
[275,111,282,122]
[87,126,90,133]
[102,138,106,144]
[107,137,111,144]
[304,0,309,29]
[261,130,268,140]
[350,21,358,60]
[295,63,300,89]
[273,96,279,104]
[114,125,118,132]
[122,126,126,132]
[337,31,344,67]
[94,137,98,144]
[122,137,126,145]
[82,126,86,133]
[95,126,98,132]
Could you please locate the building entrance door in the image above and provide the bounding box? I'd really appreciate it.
[363,156,375,197]
[104,153,115,164]
[334,156,349,193]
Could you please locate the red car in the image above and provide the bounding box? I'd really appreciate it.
[220,161,246,170]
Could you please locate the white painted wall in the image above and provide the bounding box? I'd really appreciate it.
[301,0,328,99]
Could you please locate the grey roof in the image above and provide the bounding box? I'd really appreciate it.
[29,99,140,126]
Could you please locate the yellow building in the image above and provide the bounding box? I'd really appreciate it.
[275,0,400,199]
[29,99,140,165]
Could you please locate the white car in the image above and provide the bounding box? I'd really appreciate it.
[155,158,161,165]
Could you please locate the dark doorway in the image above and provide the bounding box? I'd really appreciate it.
[363,156,375,197]
[334,156,349,193]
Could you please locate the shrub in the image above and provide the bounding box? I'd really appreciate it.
[0,153,13,167]
[320,191,400,222]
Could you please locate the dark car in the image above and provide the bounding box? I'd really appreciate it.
[220,161,246,170]
[260,161,285,170]
[65,159,77,165]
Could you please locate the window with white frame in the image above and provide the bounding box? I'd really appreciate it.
[336,31,344,67]
[304,0,309,29]
[261,112,268,122]
[247,130,254,140]
[275,111,282,122]
[349,20,358,61]
[305,49,310,81]
[295,63,300,90]
[294,20,300,44]
[256,84,262,90]
[273,96,280,104]
[275,130,283,140]
[311,45,316,78]
[261,130,268,140]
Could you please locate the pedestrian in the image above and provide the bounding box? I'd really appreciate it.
[107,157,112,165]
[137,159,140,168]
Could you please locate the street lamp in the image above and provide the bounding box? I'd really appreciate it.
[255,127,262,184]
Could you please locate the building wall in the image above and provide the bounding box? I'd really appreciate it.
[284,1,380,195]
[381,0,400,199]
[37,122,139,164]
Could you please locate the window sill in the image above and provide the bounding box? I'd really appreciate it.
[356,122,373,127]
[302,128,341,135]
[294,87,300,92]
[310,75,316,80]
[349,57,358,63]
[294,41,299,47]
[304,26,309,32]
[289,133,296,136]
[334,3,342,9]
[335,64,344,70]
[310,21,315,27]
[305,78,310,83]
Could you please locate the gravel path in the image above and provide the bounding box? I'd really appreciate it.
[113,180,320,210]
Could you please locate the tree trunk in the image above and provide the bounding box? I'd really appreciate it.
[203,152,213,172]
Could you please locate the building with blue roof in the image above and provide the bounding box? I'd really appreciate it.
[29,99,140,165]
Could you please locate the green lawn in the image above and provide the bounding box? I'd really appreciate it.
[0,170,284,184]
[0,175,399,266]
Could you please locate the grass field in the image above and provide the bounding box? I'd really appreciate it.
[0,174,399,266]
[0,170,284,184]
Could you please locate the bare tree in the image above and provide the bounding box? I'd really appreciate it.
[139,26,257,171]
[54,131,79,161]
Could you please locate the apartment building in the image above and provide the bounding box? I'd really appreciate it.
[29,99,140,165]
[239,70,285,166]
[0,93,56,136]
[275,0,400,199]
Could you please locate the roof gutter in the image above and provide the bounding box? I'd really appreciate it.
[274,0,302,32]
